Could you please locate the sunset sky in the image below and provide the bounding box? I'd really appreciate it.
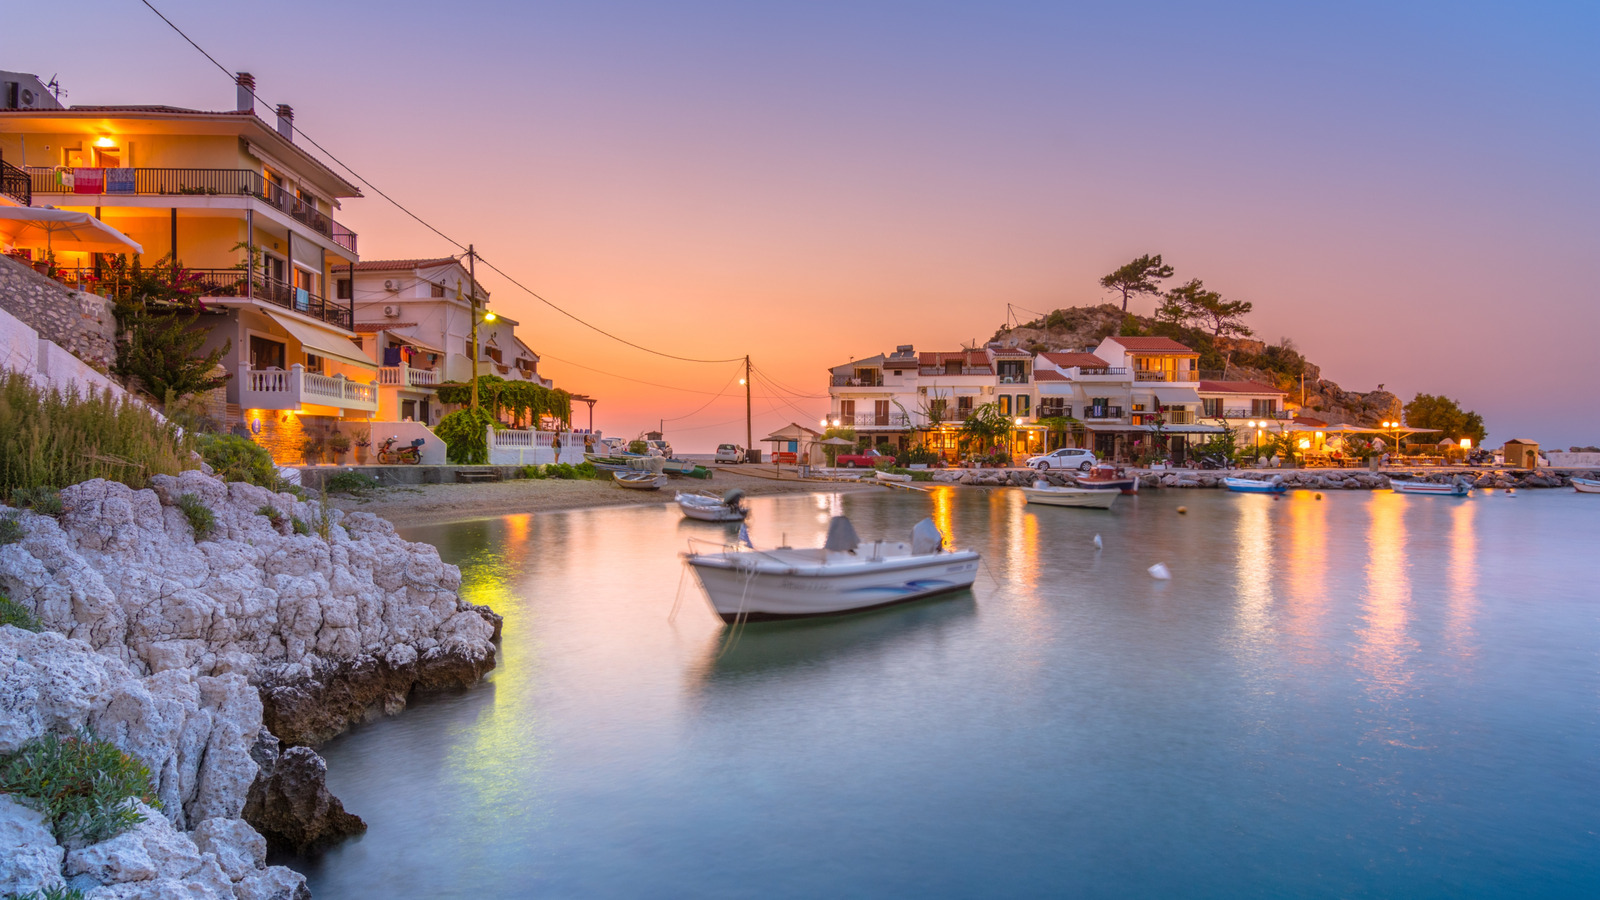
[8,1,1595,449]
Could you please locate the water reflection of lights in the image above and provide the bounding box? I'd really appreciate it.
[930,487,956,544]
[1357,493,1419,717]
[1282,491,1329,655]
[1233,496,1275,643]
[1445,500,1479,659]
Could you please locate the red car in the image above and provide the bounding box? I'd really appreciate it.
[835,449,896,468]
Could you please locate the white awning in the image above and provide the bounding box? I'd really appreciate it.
[953,386,983,396]
[262,310,375,370]
[1151,387,1202,404]
[0,207,143,253]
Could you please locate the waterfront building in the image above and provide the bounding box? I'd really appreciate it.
[0,71,377,461]
[349,257,550,427]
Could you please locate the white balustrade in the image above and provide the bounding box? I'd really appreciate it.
[486,428,591,465]
[236,363,378,413]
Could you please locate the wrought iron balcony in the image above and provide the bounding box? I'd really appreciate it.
[1,157,29,206]
[49,266,351,330]
[26,167,356,252]
[1083,406,1125,420]
[831,373,884,387]
[830,412,910,429]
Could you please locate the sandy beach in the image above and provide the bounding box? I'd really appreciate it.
[327,467,887,528]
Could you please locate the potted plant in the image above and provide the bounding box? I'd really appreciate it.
[327,430,352,464]
[353,430,372,465]
[299,434,324,466]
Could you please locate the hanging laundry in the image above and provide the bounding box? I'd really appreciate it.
[383,346,402,367]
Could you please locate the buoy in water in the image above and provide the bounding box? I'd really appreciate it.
[1093,534,1103,549]
[1315,493,1323,500]
[1148,562,1172,580]
[1177,506,1188,515]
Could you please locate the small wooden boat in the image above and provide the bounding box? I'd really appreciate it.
[660,457,700,476]
[1224,476,1288,494]
[1391,478,1470,496]
[875,470,913,483]
[1572,477,1600,494]
[1021,483,1118,509]
[684,516,980,622]
[614,471,668,491]
[1073,464,1140,494]
[676,489,748,522]
[584,452,636,472]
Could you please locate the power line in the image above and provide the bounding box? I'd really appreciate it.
[662,366,745,421]
[137,0,743,366]
[749,361,828,399]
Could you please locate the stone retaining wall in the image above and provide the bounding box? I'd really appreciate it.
[0,255,117,371]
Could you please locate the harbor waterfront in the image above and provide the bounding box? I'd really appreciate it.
[300,487,1598,898]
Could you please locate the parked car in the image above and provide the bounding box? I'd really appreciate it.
[836,448,896,468]
[714,443,746,464]
[1026,447,1097,471]
[645,439,673,458]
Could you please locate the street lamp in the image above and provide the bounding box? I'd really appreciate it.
[1247,420,1262,459]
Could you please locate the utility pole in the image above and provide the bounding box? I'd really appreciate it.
[744,355,753,457]
[467,245,479,410]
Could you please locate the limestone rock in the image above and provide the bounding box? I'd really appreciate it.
[65,802,202,884]
[190,818,267,882]
[244,745,365,854]
[0,795,66,897]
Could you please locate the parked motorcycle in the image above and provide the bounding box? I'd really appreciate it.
[1465,448,1494,466]
[1195,452,1231,470]
[377,436,424,465]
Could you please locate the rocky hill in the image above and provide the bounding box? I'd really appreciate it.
[990,304,1401,427]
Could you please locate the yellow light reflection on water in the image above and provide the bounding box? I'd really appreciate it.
[1357,493,1420,747]
[1445,499,1479,660]
[1233,495,1275,643]
[930,486,956,544]
[1282,491,1329,659]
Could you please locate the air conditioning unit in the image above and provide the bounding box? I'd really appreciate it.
[18,87,39,108]
[382,279,401,292]
[382,305,400,318]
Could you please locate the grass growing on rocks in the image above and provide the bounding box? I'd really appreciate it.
[0,730,161,843]
[0,511,21,546]
[0,591,42,632]
[323,471,382,495]
[0,371,194,503]
[175,492,215,540]
[9,486,63,517]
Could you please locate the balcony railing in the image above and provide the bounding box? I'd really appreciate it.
[1,157,29,206]
[831,374,884,387]
[1210,408,1291,420]
[919,366,991,377]
[379,364,440,388]
[1134,370,1198,382]
[1073,366,1128,376]
[26,166,356,252]
[996,373,1029,384]
[832,412,911,429]
[238,363,377,413]
[47,266,351,330]
[1083,406,1125,420]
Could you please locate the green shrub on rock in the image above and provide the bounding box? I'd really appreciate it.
[10,486,63,518]
[323,471,381,495]
[175,492,215,540]
[0,592,42,632]
[0,730,161,843]
[435,408,499,465]
[0,512,21,546]
[194,433,279,489]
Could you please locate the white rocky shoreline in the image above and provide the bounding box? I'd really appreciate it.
[1,470,501,899]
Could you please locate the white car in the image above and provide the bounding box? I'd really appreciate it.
[714,443,745,464]
[1026,447,1097,471]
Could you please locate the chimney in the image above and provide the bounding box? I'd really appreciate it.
[235,72,254,113]
[275,104,294,141]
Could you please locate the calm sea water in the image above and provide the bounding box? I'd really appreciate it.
[297,488,1599,899]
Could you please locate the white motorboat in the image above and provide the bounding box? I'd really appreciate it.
[1021,481,1118,509]
[1391,478,1470,496]
[676,489,748,522]
[875,470,912,483]
[614,471,669,491]
[684,516,980,622]
[1572,477,1600,494]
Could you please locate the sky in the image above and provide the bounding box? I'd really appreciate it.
[7,1,1596,449]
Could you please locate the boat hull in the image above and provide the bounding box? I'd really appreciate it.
[1021,487,1118,509]
[1223,477,1288,494]
[1571,477,1600,494]
[614,472,668,490]
[1391,481,1470,496]
[687,551,981,622]
[676,492,747,521]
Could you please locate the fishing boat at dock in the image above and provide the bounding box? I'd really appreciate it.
[1071,464,1140,494]
[1223,476,1289,494]
[676,489,748,522]
[1391,478,1471,496]
[1574,477,1600,494]
[614,471,669,491]
[1021,482,1118,509]
[684,517,980,622]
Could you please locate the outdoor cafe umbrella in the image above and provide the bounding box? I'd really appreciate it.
[0,207,144,254]
[820,437,856,447]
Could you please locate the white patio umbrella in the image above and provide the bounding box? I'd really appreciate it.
[0,207,144,254]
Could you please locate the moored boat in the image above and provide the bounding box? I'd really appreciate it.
[684,516,980,622]
[660,457,700,476]
[875,470,913,483]
[1021,482,1118,509]
[676,489,748,522]
[1572,477,1600,494]
[1223,476,1288,494]
[614,471,669,490]
[1073,464,1140,494]
[1391,478,1470,496]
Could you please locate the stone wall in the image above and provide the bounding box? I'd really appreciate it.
[0,255,118,371]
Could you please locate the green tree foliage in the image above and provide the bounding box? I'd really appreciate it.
[435,407,500,464]
[1404,393,1488,444]
[957,402,1012,456]
[821,426,858,464]
[1100,254,1175,312]
[103,255,230,406]
[1160,279,1254,338]
[435,376,571,428]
